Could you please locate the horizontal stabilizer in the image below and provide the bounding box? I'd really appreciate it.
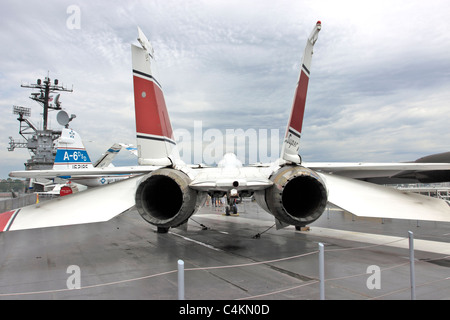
[319,172,450,222]
[0,176,142,232]
[306,162,450,180]
[9,165,158,179]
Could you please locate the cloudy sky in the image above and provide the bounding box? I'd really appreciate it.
[1,0,450,178]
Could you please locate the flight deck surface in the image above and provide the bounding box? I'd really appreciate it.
[0,201,448,300]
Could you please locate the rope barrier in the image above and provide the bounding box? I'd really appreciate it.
[0,269,178,297]
[368,277,450,300]
[236,280,320,300]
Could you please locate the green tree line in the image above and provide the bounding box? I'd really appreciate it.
[0,179,27,193]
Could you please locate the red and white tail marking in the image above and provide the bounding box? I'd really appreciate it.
[132,69,174,140]
[0,209,20,232]
[132,27,177,166]
[281,21,321,164]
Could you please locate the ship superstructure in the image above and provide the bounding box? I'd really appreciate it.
[8,76,75,172]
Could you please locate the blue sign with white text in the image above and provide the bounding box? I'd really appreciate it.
[55,149,91,164]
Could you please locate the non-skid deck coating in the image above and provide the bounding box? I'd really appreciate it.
[0,201,448,300]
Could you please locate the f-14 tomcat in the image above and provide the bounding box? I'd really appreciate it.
[3,22,450,233]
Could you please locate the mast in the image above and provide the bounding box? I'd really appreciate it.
[21,76,73,130]
[8,75,75,172]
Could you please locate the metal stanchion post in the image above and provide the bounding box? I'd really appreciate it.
[319,243,325,300]
[178,259,185,300]
[408,231,416,300]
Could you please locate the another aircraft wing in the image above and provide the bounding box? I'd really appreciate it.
[0,175,142,231]
[305,162,450,179]
[9,165,159,179]
[319,172,450,222]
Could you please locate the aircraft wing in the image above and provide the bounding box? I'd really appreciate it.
[0,175,142,231]
[8,165,159,179]
[318,172,450,222]
[305,162,450,179]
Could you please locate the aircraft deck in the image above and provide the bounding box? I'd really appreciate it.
[0,201,448,301]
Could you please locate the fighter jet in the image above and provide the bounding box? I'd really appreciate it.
[3,22,450,232]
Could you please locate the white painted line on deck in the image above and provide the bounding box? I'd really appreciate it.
[298,227,450,255]
[197,213,450,255]
[170,231,224,252]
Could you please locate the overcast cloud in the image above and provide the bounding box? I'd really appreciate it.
[1,0,450,177]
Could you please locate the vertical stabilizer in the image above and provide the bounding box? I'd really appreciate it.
[132,27,178,166]
[93,143,122,168]
[53,128,93,170]
[281,21,321,164]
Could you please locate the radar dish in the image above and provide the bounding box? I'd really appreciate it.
[57,111,70,126]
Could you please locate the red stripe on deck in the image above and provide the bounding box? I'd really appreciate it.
[0,210,17,231]
[133,76,173,139]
